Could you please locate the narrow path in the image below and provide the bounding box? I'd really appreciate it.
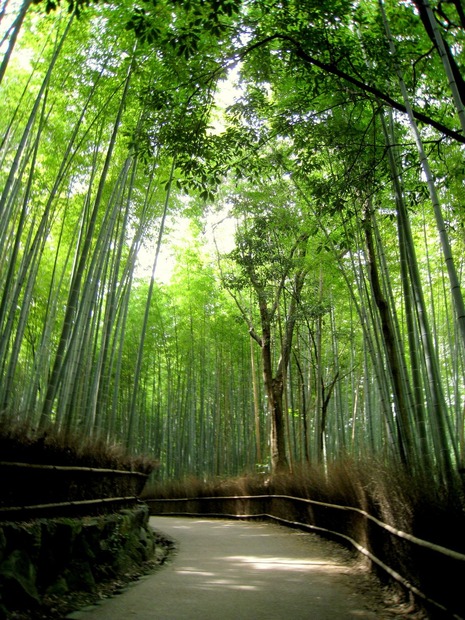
[69,516,405,620]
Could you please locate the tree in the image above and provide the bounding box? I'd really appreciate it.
[218,177,311,472]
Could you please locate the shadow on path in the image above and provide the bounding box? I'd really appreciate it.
[68,516,405,620]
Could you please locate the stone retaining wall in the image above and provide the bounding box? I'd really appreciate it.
[0,504,157,617]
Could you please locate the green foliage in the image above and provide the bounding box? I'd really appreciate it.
[125,0,242,51]
[1,0,465,480]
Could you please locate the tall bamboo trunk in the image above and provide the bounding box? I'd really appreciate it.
[379,0,457,478]
[40,51,134,427]
[0,0,33,85]
[126,158,175,450]
[380,111,431,470]
[362,201,412,464]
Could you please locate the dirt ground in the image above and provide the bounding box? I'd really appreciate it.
[63,516,426,620]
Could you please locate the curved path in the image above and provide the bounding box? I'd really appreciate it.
[68,516,404,620]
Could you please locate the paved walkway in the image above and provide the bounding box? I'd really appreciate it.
[68,516,402,619]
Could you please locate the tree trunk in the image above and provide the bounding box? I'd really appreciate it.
[362,201,412,464]
[250,335,262,465]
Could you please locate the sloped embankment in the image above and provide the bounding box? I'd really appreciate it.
[0,421,162,619]
[0,504,173,619]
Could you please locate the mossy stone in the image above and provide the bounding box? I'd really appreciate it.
[45,575,69,597]
[0,506,156,617]
[64,559,95,592]
[0,549,40,607]
[0,528,6,563]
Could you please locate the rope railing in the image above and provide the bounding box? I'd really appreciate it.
[147,494,465,620]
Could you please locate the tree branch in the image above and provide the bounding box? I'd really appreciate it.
[238,33,465,144]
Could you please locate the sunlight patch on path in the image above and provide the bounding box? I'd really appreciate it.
[226,555,350,572]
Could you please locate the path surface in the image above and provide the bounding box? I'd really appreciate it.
[68,516,404,620]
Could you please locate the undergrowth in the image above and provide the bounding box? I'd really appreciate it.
[143,459,465,540]
[0,412,157,474]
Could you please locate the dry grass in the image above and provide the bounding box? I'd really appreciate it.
[0,412,158,474]
[145,459,464,529]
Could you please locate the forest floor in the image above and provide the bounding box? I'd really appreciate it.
[64,516,426,620]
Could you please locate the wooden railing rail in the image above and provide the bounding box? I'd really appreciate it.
[148,493,465,560]
[0,496,142,519]
[0,461,149,476]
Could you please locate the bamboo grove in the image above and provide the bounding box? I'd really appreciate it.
[1,0,465,482]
